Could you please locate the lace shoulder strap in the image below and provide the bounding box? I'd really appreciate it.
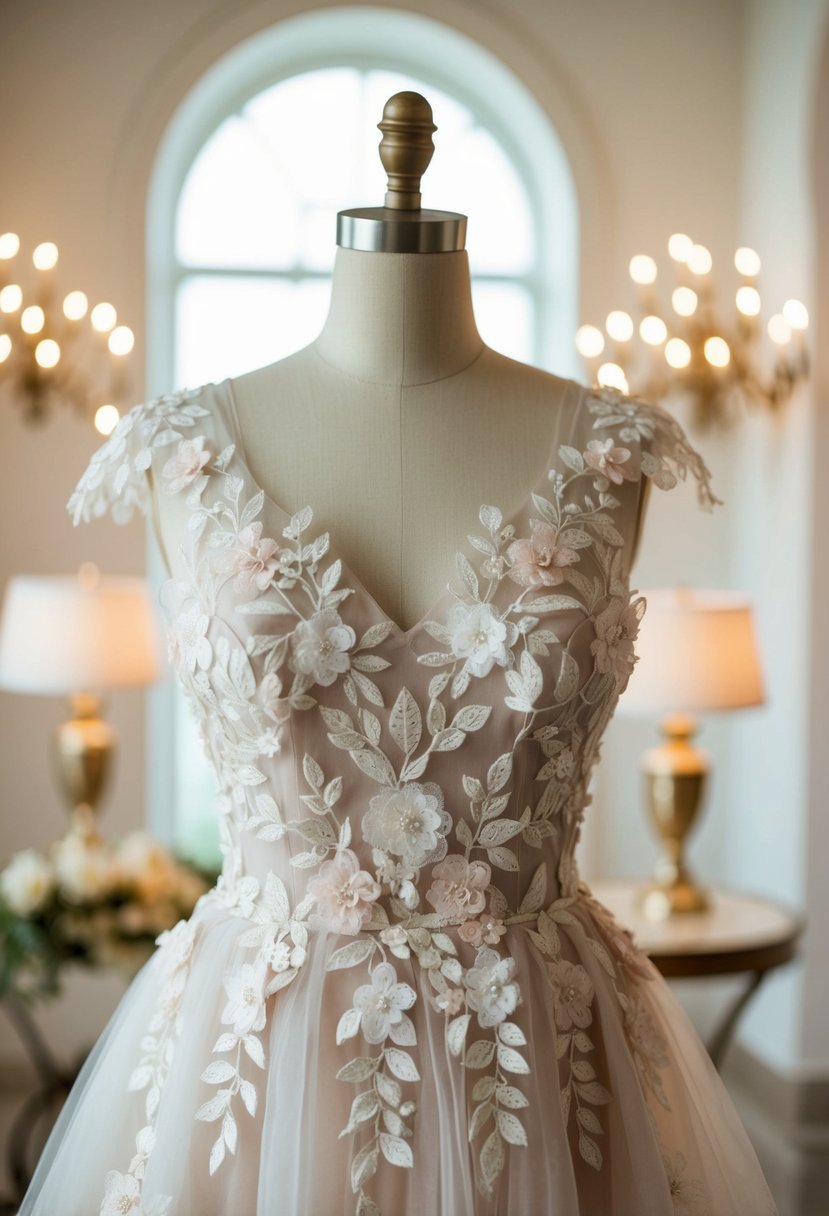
[65,385,213,526]
[583,385,721,511]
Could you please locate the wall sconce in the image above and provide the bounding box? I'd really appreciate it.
[575,234,809,430]
[0,231,135,431]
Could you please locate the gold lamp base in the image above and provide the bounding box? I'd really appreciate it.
[636,714,711,922]
[53,691,115,838]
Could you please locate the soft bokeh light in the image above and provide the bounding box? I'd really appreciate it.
[0,335,11,363]
[597,361,629,392]
[639,315,668,345]
[629,255,657,285]
[687,244,712,275]
[668,233,693,262]
[575,324,605,358]
[704,336,730,368]
[782,298,809,330]
[672,287,698,317]
[21,305,45,334]
[606,310,634,342]
[734,247,761,277]
[0,233,20,260]
[736,285,761,316]
[95,404,120,435]
[665,337,691,369]
[0,284,23,314]
[90,302,117,333]
[63,291,89,321]
[767,314,792,345]
[108,325,135,356]
[32,242,59,271]
[35,339,60,369]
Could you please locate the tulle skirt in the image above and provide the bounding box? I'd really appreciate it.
[19,890,777,1215]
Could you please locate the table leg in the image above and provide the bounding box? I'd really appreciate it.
[707,970,767,1068]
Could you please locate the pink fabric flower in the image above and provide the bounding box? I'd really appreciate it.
[547,959,594,1030]
[590,597,644,680]
[162,436,211,494]
[458,911,506,947]
[506,522,580,588]
[435,988,465,1016]
[218,522,280,598]
[583,437,635,485]
[307,848,381,936]
[426,855,491,919]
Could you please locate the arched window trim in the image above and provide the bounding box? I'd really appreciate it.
[145,6,580,848]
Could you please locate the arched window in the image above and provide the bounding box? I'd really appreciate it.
[146,9,580,863]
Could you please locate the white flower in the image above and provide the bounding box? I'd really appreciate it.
[363,782,449,869]
[464,945,520,1028]
[448,601,516,677]
[352,962,416,1044]
[154,919,196,980]
[0,848,54,915]
[161,435,210,494]
[289,608,356,687]
[100,1170,142,1213]
[170,604,212,675]
[222,958,268,1036]
[51,834,113,903]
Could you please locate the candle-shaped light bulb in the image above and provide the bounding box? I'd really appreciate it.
[95,404,120,435]
[736,286,761,316]
[0,233,20,260]
[63,290,89,321]
[35,339,60,368]
[32,242,58,271]
[668,233,693,263]
[91,302,117,333]
[639,315,668,345]
[606,310,634,342]
[108,325,134,356]
[21,305,45,334]
[0,284,23,314]
[672,287,698,317]
[629,255,657,285]
[665,338,691,369]
[575,325,605,358]
[704,336,730,367]
[734,247,761,277]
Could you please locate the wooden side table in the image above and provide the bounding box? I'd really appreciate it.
[590,879,802,1067]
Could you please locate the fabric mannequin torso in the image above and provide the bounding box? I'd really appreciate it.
[228,249,645,633]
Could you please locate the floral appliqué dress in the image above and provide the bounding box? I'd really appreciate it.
[21,377,777,1216]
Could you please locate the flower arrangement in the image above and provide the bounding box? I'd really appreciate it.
[0,830,212,1001]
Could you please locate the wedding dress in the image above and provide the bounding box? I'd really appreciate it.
[20,375,777,1215]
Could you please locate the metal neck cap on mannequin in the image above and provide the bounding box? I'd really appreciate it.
[336,91,467,254]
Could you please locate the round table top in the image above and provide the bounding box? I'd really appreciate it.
[589,878,802,979]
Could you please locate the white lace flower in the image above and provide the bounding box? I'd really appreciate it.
[307,848,381,936]
[448,601,515,677]
[464,945,520,1028]
[161,436,211,494]
[363,782,449,869]
[170,604,212,675]
[100,1170,142,1214]
[289,608,356,687]
[372,850,420,909]
[663,1151,711,1216]
[0,848,54,915]
[154,919,196,980]
[352,962,417,1044]
[547,959,594,1030]
[221,958,268,1036]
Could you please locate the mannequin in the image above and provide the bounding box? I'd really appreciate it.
[226,93,650,632]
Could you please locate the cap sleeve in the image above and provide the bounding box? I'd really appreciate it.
[65,385,212,526]
[584,386,722,511]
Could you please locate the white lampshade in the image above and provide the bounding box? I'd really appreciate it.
[620,587,765,715]
[0,569,164,695]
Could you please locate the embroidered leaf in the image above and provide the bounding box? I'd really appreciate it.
[359,711,382,747]
[479,1128,505,1191]
[351,670,385,707]
[465,1039,495,1069]
[212,1033,238,1054]
[263,873,290,925]
[480,504,503,533]
[496,1083,529,1109]
[336,1056,380,1083]
[336,1007,362,1045]
[487,753,513,793]
[303,753,323,790]
[571,1060,596,1083]
[379,1132,413,1168]
[479,819,523,847]
[375,1071,402,1108]
[575,1080,612,1105]
[486,846,520,872]
[209,1134,226,1175]
[351,654,391,672]
[451,704,492,734]
[497,1022,527,1048]
[559,445,584,473]
[243,1035,265,1069]
[358,621,394,649]
[222,1110,238,1154]
[350,747,396,787]
[235,598,293,615]
[239,1078,258,1117]
[447,1013,471,1057]
[400,753,429,781]
[351,1143,379,1191]
[555,650,580,703]
[289,851,321,868]
[341,1091,380,1135]
[518,863,547,916]
[470,1100,493,1138]
[456,552,480,599]
[196,1090,230,1123]
[327,939,376,971]
[579,1131,603,1170]
[555,1033,572,1059]
[389,1014,416,1046]
[591,514,625,546]
[201,1060,236,1084]
[472,1076,497,1101]
[389,687,422,754]
[496,1109,528,1146]
[356,1196,380,1216]
[576,1107,604,1135]
[431,728,466,752]
[527,594,582,614]
[573,1031,594,1053]
[496,1044,530,1074]
[385,1048,420,1082]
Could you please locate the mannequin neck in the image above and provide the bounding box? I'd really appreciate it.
[313,247,484,386]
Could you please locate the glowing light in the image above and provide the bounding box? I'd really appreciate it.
[734,247,761,277]
[32,242,58,271]
[736,286,761,316]
[597,362,629,392]
[575,324,605,358]
[665,338,691,369]
[767,314,791,345]
[639,315,668,345]
[108,325,134,356]
[0,335,11,363]
[782,299,808,330]
[35,339,60,369]
[0,284,23,313]
[672,287,698,317]
[0,233,20,259]
[629,255,657,285]
[606,310,634,342]
[20,305,45,334]
[668,233,693,262]
[95,404,120,435]
[687,244,712,275]
[704,337,730,368]
[63,291,88,321]
[91,302,117,333]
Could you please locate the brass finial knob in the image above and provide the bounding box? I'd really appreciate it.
[378,92,437,211]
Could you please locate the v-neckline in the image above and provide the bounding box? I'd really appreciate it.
[219,375,584,645]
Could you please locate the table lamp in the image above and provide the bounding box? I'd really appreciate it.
[619,587,765,920]
[0,563,163,837]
